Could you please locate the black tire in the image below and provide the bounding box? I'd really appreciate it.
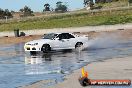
[79,77,91,86]
[75,42,83,49]
[41,44,51,53]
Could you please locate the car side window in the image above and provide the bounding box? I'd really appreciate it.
[57,34,67,39]
[67,34,75,39]
[57,33,75,39]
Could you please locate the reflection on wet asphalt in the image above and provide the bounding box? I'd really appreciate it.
[0,39,132,88]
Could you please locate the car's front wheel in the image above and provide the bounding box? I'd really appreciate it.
[41,44,51,53]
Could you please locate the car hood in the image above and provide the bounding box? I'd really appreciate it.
[26,39,51,45]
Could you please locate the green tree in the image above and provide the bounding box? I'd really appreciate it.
[129,0,132,3]
[0,8,4,15]
[4,9,11,16]
[0,8,13,19]
[84,0,94,9]
[11,10,15,13]
[55,1,68,13]
[84,0,89,6]
[56,1,63,7]
[43,3,50,11]
[19,6,34,17]
[19,8,24,12]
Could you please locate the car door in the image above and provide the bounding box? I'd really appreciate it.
[57,33,76,49]
[65,33,76,48]
[59,33,71,49]
[51,33,69,49]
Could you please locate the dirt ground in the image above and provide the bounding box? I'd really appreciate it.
[0,35,42,46]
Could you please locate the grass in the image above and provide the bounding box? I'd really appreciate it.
[96,0,129,8]
[0,8,132,32]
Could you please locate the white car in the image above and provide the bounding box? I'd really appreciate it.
[24,33,88,53]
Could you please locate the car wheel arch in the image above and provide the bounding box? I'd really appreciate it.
[75,42,83,48]
[41,44,51,52]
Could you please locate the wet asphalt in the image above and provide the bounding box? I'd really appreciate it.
[0,36,132,88]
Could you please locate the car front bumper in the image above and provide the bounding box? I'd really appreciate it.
[24,45,41,51]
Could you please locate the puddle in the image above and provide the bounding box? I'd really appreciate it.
[0,35,132,88]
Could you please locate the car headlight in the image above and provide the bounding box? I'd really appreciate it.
[26,43,38,46]
[26,43,31,45]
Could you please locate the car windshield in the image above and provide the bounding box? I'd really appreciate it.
[42,33,58,39]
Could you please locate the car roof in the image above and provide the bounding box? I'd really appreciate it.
[46,33,74,35]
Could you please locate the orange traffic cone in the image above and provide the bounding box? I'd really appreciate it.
[81,67,88,78]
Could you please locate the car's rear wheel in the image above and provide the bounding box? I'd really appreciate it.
[41,44,51,53]
[75,42,83,51]
[75,42,83,48]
